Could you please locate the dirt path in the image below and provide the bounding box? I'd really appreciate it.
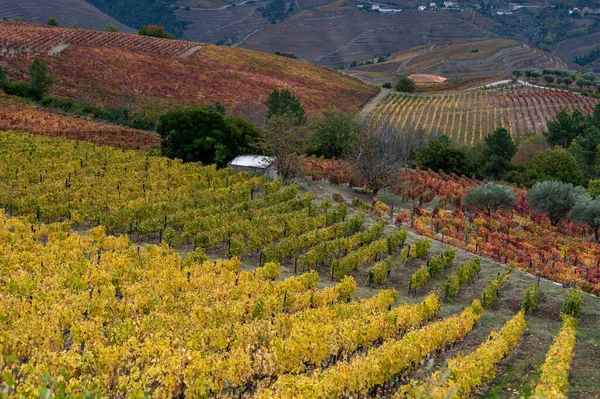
[359,88,390,119]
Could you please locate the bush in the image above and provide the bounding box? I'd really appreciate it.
[47,17,59,27]
[105,23,119,32]
[394,77,417,93]
[410,265,430,290]
[368,256,393,285]
[411,238,431,258]
[444,258,481,300]
[386,229,407,254]
[482,267,512,308]
[138,25,176,39]
[562,288,581,316]
[382,82,392,89]
[521,283,540,314]
[1,81,32,98]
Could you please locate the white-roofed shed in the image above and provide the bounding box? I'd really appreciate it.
[228,155,278,180]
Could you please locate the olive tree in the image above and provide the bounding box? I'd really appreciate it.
[528,181,583,226]
[463,182,516,216]
[569,194,600,241]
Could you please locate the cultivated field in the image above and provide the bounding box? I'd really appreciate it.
[0,95,160,149]
[0,22,377,115]
[368,85,600,144]
[0,0,133,32]
[350,39,569,85]
[0,132,598,397]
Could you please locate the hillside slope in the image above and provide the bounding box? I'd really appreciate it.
[0,94,159,148]
[0,0,133,32]
[349,39,569,85]
[239,7,496,67]
[0,22,376,117]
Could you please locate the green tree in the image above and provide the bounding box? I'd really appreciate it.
[544,109,586,148]
[512,69,523,78]
[569,193,600,241]
[265,89,306,125]
[528,181,582,226]
[414,135,473,176]
[308,109,361,158]
[105,23,119,32]
[138,25,176,39]
[157,107,258,166]
[28,57,53,100]
[463,182,516,216]
[587,179,600,198]
[483,127,517,178]
[256,115,309,180]
[394,77,417,93]
[544,74,555,84]
[528,147,583,185]
[47,17,59,27]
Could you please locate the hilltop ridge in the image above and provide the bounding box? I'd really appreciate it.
[0,21,377,117]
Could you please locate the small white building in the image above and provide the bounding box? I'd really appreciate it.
[228,155,278,180]
[418,5,427,10]
[371,4,380,10]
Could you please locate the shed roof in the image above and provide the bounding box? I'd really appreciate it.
[408,73,448,83]
[228,155,276,168]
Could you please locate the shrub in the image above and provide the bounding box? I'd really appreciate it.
[394,77,417,93]
[521,283,540,313]
[105,23,119,32]
[138,25,176,39]
[444,258,481,300]
[562,288,582,316]
[411,238,431,258]
[47,17,58,27]
[368,256,393,285]
[382,82,392,89]
[386,229,407,254]
[336,275,356,301]
[410,265,430,290]
[482,267,512,308]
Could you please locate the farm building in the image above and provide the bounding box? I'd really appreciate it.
[228,155,278,179]
[408,73,448,83]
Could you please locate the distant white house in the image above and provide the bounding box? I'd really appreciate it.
[228,155,278,180]
[371,4,380,10]
[418,5,427,10]
[443,1,459,7]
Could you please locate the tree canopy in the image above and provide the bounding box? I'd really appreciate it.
[414,135,474,177]
[265,89,306,125]
[482,127,517,178]
[463,182,516,216]
[528,147,584,186]
[569,193,600,241]
[528,181,582,226]
[308,109,361,159]
[157,107,259,166]
[394,77,417,93]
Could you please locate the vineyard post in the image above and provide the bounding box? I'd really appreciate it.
[330,262,335,281]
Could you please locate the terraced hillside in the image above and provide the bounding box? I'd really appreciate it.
[553,31,600,72]
[177,1,270,45]
[0,22,376,115]
[0,94,160,148]
[350,39,569,85]
[0,0,133,32]
[239,8,495,67]
[368,85,600,145]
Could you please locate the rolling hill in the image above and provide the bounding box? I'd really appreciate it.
[0,0,133,32]
[238,7,497,67]
[0,21,377,118]
[349,39,570,85]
